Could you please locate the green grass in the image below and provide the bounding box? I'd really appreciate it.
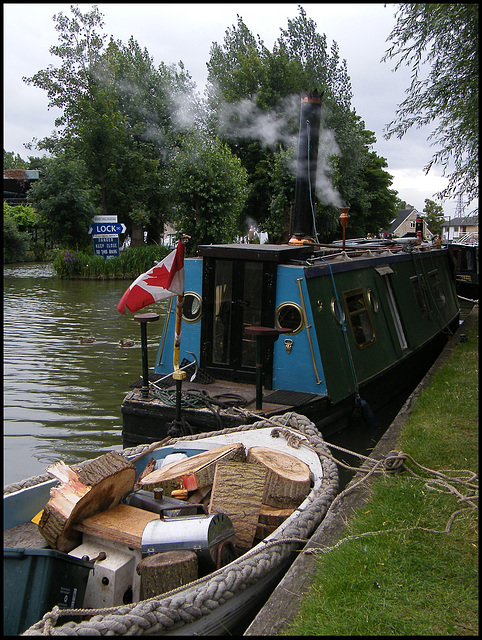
[283,321,478,636]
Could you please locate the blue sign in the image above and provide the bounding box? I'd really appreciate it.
[93,235,120,259]
[88,222,126,235]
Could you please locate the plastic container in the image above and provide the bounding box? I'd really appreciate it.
[3,547,93,635]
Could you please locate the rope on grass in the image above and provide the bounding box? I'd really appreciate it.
[301,448,478,557]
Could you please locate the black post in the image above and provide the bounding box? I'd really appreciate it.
[134,312,160,399]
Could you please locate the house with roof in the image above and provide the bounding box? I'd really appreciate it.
[3,169,39,203]
[383,206,434,240]
[441,216,478,243]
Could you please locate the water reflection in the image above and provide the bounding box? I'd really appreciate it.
[3,263,166,485]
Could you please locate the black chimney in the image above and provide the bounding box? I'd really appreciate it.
[290,90,323,244]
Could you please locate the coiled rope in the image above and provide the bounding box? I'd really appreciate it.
[302,443,478,556]
[19,412,339,636]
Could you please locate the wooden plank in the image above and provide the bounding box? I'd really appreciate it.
[208,461,266,551]
[139,443,245,493]
[73,504,157,549]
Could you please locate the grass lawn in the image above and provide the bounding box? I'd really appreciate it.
[282,320,478,636]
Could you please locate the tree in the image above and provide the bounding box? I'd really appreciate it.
[27,156,97,249]
[206,7,397,242]
[3,150,28,169]
[382,4,478,209]
[23,5,200,244]
[167,132,249,254]
[422,198,445,237]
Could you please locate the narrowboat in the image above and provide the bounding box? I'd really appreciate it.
[121,92,460,447]
[447,235,479,300]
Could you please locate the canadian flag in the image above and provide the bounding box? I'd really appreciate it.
[117,240,184,314]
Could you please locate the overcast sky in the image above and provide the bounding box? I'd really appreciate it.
[4,3,462,218]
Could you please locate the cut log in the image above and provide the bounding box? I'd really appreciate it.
[258,504,295,526]
[208,461,266,551]
[136,551,198,599]
[38,451,136,552]
[73,504,157,549]
[139,443,245,494]
[246,446,311,509]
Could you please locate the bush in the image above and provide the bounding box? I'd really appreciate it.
[3,217,29,263]
[52,244,171,278]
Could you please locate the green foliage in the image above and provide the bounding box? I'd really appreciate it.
[27,156,97,249]
[422,198,445,237]
[52,245,170,278]
[168,132,250,254]
[3,149,28,169]
[3,202,39,230]
[3,217,29,263]
[383,4,479,208]
[206,6,398,241]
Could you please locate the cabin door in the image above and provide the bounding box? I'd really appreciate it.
[201,258,276,382]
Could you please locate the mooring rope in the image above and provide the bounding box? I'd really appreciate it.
[19,412,339,636]
[302,448,478,557]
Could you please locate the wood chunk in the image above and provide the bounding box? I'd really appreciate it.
[135,457,156,488]
[139,443,245,494]
[73,504,157,549]
[258,504,295,526]
[38,451,136,552]
[208,461,266,552]
[246,446,311,509]
[136,551,198,599]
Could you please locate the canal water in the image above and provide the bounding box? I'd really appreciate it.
[3,262,474,488]
[3,262,167,486]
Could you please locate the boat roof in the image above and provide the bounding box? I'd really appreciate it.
[197,243,313,263]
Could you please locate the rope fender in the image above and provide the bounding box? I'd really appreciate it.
[20,412,339,636]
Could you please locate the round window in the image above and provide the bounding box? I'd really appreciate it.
[182,292,202,323]
[275,303,304,334]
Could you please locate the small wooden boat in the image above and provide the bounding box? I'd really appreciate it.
[3,412,338,636]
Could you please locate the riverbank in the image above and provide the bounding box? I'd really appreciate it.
[245,304,478,636]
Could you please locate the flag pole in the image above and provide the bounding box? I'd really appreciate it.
[172,234,189,424]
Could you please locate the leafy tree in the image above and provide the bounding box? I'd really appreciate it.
[422,198,445,237]
[167,132,249,254]
[3,202,39,231]
[206,7,398,242]
[23,5,200,244]
[382,3,478,209]
[27,156,97,249]
[3,150,28,169]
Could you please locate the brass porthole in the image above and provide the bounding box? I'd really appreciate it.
[367,288,379,313]
[331,297,346,326]
[275,302,304,335]
[182,292,202,323]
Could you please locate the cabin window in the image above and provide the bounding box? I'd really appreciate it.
[212,260,233,364]
[330,297,346,326]
[343,289,375,348]
[275,303,304,335]
[182,292,202,323]
[410,275,430,318]
[367,288,379,313]
[428,270,446,308]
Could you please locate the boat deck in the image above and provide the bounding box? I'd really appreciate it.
[126,377,325,418]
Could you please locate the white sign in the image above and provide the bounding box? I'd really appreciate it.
[93,215,118,223]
